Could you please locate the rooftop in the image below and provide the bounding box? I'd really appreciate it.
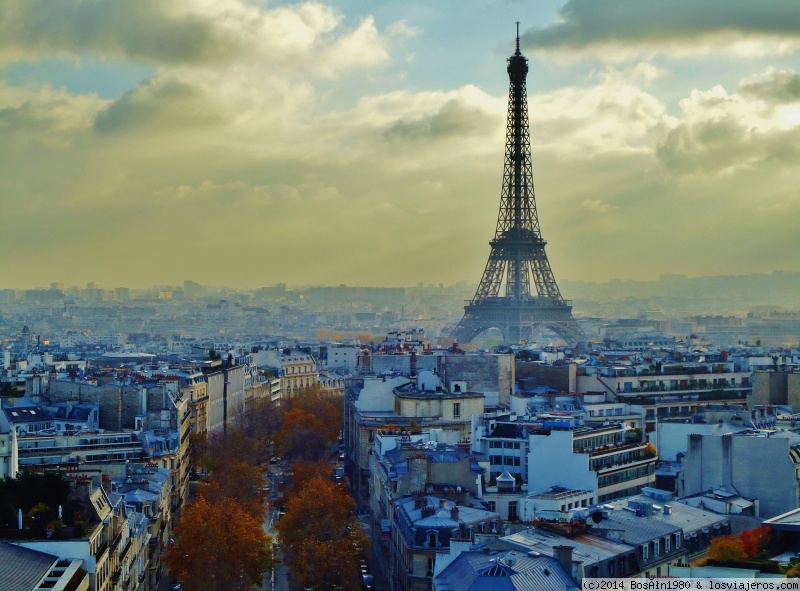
[434,549,577,591]
[0,541,58,591]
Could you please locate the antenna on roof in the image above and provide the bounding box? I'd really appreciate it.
[515,22,520,55]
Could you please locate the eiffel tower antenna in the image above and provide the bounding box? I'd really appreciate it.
[452,27,586,347]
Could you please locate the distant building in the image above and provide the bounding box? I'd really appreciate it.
[252,349,318,400]
[749,370,800,412]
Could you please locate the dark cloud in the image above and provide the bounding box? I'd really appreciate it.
[94,77,222,134]
[739,70,800,104]
[524,0,800,50]
[0,0,248,65]
[382,100,498,143]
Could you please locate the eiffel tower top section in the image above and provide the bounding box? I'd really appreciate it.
[498,22,541,239]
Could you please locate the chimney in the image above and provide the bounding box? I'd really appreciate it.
[410,352,417,377]
[450,506,460,521]
[663,505,672,516]
[439,499,447,508]
[553,545,574,575]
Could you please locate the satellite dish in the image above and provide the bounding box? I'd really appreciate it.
[591,511,603,524]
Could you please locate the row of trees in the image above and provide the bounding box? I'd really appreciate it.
[276,461,368,590]
[166,439,275,591]
[265,385,369,588]
[168,384,348,591]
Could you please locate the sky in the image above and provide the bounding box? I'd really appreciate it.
[2,0,799,290]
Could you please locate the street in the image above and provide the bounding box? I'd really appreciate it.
[260,467,289,591]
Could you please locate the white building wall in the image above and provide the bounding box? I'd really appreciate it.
[681,433,800,519]
[355,377,409,412]
[527,430,596,494]
[327,346,360,371]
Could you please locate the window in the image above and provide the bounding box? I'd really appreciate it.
[653,540,659,556]
[427,557,435,577]
[509,501,518,520]
[453,403,461,418]
[487,501,496,512]
[427,531,438,548]
[674,533,681,548]
[665,536,670,553]
[642,544,649,560]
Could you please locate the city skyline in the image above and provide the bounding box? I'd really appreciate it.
[2,0,800,289]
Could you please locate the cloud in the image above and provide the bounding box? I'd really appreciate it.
[739,68,800,104]
[386,20,421,38]
[527,65,673,155]
[94,76,223,134]
[524,0,800,59]
[0,84,106,147]
[655,82,800,174]
[581,199,618,213]
[0,0,387,75]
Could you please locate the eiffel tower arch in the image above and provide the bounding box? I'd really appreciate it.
[452,27,586,348]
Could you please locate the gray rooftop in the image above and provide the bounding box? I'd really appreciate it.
[597,495,727,542]
[399,496,498,528]
[0,541,57,591]
[501,529,629,567]
[434,549,577,591]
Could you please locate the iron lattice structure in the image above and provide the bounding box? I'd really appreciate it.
[452,31,586,347]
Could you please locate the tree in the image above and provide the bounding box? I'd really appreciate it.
[740,526,770,559]
[167,493,274,591]
[281,384,342,444]
[284,460,337,493]
[200,458,264,520]
[236,396,281,463]
[274,407,331,461]
[706,535,746,564]
[276,476,366,591]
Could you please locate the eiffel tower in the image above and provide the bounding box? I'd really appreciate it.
[452,27,586,347]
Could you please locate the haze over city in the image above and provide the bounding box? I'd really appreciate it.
[2,0,800,290]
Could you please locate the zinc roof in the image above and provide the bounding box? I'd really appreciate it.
[0,541,57,591]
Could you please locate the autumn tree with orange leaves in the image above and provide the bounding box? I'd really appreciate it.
[199,457,265,519]
[274,385,342,461]
[276,475,366,591]
[706,534,746,563]
[167,492,275,591]
[740,526,770,558]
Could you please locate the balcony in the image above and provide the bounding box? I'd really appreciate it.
[587,442,647,458]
